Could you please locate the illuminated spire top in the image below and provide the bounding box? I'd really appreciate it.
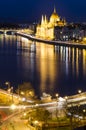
[41,15,44,25]
[50,6,60,22]
[54,6,56,13]
[45,15,48,24]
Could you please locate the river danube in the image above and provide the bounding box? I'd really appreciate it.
[0,34,86,98]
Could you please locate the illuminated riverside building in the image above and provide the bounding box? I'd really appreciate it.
[36,8,66,40]
[54,23,86,41]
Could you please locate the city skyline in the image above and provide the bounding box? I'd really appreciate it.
[0,0,86,23]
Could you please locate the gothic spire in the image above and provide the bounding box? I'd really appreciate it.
[41,15,44,25]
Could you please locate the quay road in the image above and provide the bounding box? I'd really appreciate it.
[16,32,86,49]
[0,88,86,109]
[0,88,34,105]
[1,112,34,130]
[67,92,86,106]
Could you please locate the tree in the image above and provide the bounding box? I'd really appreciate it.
[27,108,51,123]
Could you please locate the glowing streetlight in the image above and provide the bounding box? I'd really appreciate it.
[56,93,59,100]
[78,90,82,94]
[83,109,86,120]
[64,96,68,110]
[11,87,14,103]
[10,104,16,110]
[21,91,24,95]
[34,120,39,129]
[83,109,86,113]
[34,120,38,124]
[5,81,10,90]
[65,96,68,100]
[23,112,26,116]
[21,97,26,102]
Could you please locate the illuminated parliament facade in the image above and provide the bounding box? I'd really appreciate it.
[36,8,66,40]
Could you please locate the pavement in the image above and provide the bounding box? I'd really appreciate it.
[1,114,32,130]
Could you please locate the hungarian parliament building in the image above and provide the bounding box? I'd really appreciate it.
[36,8,66,40]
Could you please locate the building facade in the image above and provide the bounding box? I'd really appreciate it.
[36,8,66,40]
[54,23,86,42]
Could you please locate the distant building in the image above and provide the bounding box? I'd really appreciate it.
[36,8,66,40]
[54,23,86,41]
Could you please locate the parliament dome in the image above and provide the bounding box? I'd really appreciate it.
[50,8,60,23]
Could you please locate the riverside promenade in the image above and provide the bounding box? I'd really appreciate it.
[1,87,86,109]
[16,32,86,49]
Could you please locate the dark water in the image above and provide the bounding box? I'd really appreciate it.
[0,34,86,98]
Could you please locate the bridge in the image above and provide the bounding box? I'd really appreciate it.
[0,28,34,34]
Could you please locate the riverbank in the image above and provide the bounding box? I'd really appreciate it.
[16,32,86,49]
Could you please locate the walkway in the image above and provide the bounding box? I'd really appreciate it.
[16,32,86,49]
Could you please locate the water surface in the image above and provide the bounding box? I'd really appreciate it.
[0,34,86,98]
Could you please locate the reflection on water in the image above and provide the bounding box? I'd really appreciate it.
[36,43,58,94]
[0,34,86,97]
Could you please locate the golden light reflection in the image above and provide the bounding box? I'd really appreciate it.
[82,49,86,77]
[35,43,86,94]
[82,37,86,43]
[76,48,79,78]
[36,42,59,93]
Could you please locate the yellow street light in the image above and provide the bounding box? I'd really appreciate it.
[83,109,86,113]
[65,96,68,100]
[78,90,82,94]
[34,120,38,125]
[21,91,24,95]
[10,104,16,110]
[23,112,26,116]
[5,81,10,89]
[35,104,39,107]
[56,93,59,98]
[64,96,68,107]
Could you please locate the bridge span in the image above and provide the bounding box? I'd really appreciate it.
[0,28,33,34]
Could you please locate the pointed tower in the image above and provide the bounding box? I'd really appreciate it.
[44,15,48,24]
[50,6,60,23]
[54,6,56,13]
[41,15,44,25]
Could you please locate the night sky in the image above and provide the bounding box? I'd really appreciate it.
[0,0,86,23]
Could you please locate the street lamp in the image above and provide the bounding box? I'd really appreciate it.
[34,120,39,130]
[77,90,82,117]
[5,81,10,91]
[56,93,59,100]
[64,96,68,106]
[21,91,24,95]
[78,90,82,94]
[83,109,86,113]
[10,104,16,110]
[23,112,26,116]
[11,87,14,103]
[5,82,14,103]
[64,96,68,116]
[83,109,86,120]
[65,96,68,100]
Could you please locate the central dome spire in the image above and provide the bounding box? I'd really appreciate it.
[54,6,56,13]
[50,7,60,23]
